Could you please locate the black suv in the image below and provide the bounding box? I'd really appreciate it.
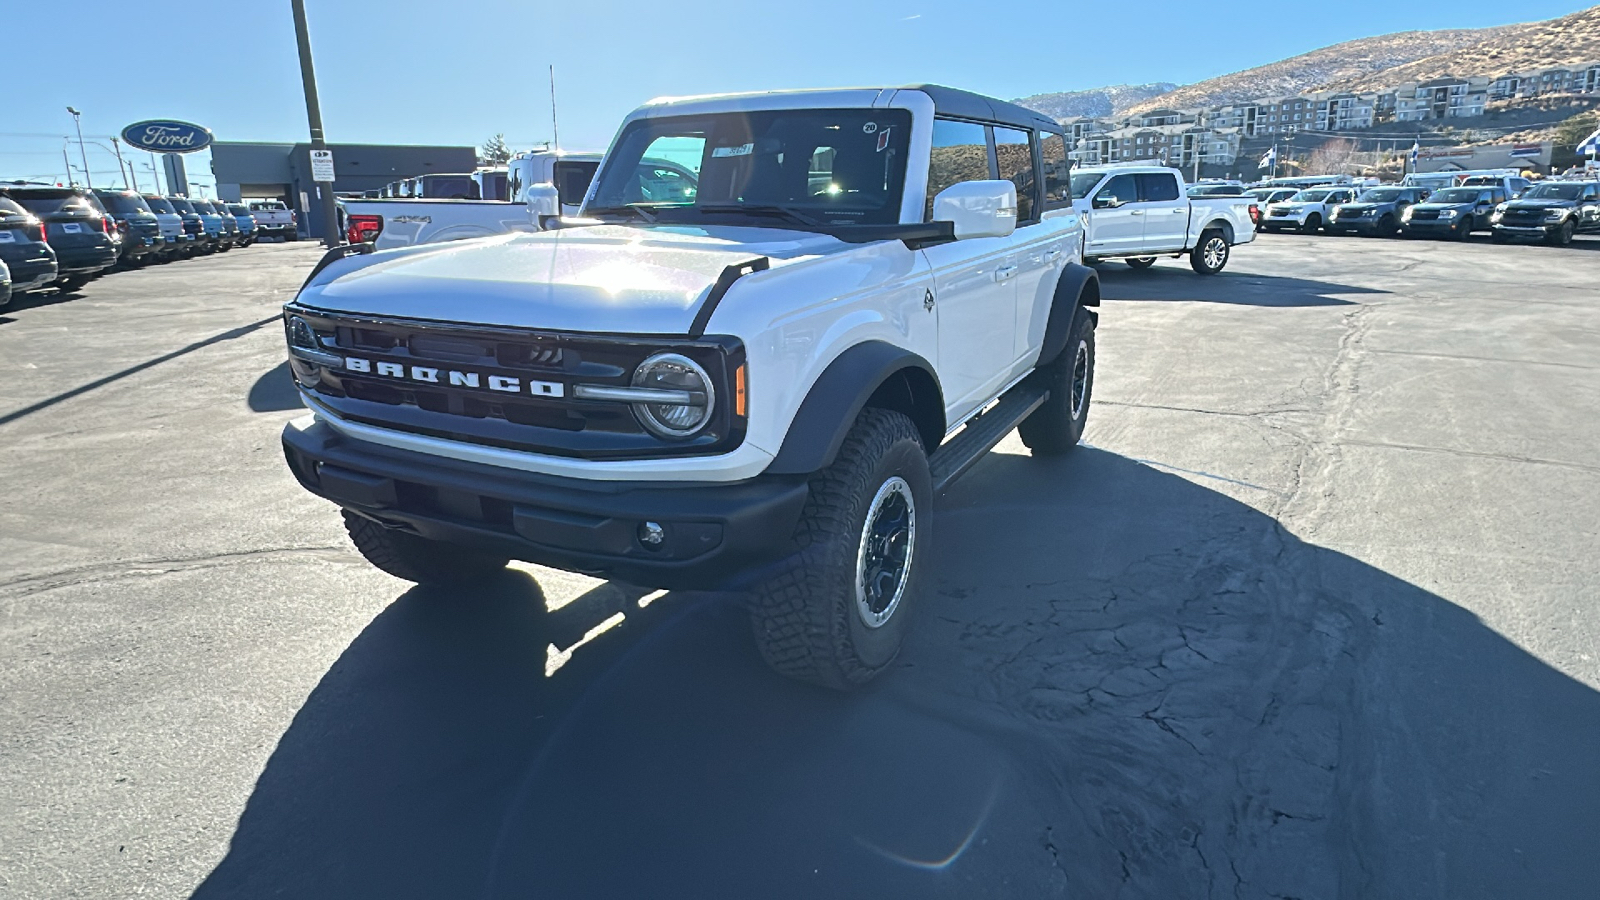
[94,189,166,265]
[1402,186,1507,240]
[1491,180,1600,246]
[0,194,58,298]
[0,186,118,291]
[1326,186,1430,236]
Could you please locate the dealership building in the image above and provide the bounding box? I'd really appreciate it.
[208,142,476,239]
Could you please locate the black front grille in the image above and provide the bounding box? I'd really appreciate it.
[285,305,745,460]
[1410,209,1440,221]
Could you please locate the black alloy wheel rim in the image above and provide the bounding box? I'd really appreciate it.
[1071,339,1090,420]
[856,477,916,628]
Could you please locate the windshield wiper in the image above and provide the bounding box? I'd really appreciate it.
[693,204,823,227]
[585,204,658,223]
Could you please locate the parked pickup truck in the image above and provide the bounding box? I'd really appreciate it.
[343,150,700,250]
[1068,165,1256,273]
[280,84,1100,689]
[249,200,297,240]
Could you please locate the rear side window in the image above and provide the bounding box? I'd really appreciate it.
[1137,173,1180,202]
[0,197,29,216]
[552,160,601,206]
[1039,132,1071,209]
[924,118,992,221]
[993,127,1037,222]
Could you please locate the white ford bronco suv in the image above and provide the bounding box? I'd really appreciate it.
[280,85,1101,689]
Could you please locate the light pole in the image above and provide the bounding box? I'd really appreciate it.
[61,139,74,187]
[111,137,136,190]
[291,0,343,248]
[66,106,93,189]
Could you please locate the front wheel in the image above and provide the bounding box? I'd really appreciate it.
[343,511,509,585]
[1020,309,1095,455]
[1301,214,1322,234]
[1548,220,1576,246]
[1492,231,1510,244]
[749,408,930,690]
[1378,214,1397,236]
[1125,256,1157,269]
[1190,230,1230,275]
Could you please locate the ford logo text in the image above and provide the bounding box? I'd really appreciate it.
[120,120,214,153]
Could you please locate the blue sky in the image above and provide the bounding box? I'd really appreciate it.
[2,0,1590,193]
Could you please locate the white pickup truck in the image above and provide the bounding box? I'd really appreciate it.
[1069,165,1257,273]
[280,84,1101,689]
[341,149,703,250]
[248,200,298,240]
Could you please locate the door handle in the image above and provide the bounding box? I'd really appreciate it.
[1045,248,1063,261]
[1172,208,1188,213]
[994,265,1018,282]
[1129,210,1144,216]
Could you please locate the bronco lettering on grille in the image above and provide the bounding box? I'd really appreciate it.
[342,356,565,398]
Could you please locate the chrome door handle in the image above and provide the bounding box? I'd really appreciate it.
[1129,210,1144,215]
[994,265,1018,282]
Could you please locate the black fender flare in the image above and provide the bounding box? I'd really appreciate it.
[1038,263,1099,366]
[766,341,943,475]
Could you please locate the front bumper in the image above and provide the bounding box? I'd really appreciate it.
[1403,218,1467,234]
[1326,217,1384,234]
[283,418,810,589]
[1493,221,1563,239]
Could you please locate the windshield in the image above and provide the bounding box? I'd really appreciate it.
[144,196,176,214]
[191,201,215,213]
[1429,189,1482,204]
[1070,172,1105,200]
[6,190,96,215]
[588,108,912,226]
[98,192,152,215]
[227,204,250,215]
[1523,182,1586,200]
[251,201,285,210]
[1357,189,1402,202]
[1290,190,1330,202]
[169,199,196,214]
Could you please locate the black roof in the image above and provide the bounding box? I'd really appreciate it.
[901,84,1060,132]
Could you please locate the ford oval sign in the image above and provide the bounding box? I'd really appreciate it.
[120,120,213,153]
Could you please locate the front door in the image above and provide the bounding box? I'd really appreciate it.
[1085,172,1142,255]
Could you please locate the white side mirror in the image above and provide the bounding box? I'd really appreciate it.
[525,183,560,227]
[932,180,1017,240]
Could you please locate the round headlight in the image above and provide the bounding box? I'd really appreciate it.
[632,353,714,438]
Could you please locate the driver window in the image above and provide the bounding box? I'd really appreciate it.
[925,118,993,221]
[1095,173,1138,208]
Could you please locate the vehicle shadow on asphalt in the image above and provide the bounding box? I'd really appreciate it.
[247,361,305,412]
[190,449,1600,900]
[1097,265,1379,307]
[0,289,79,323]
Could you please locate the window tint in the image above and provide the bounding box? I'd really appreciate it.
[144,196,175,214]
[993,127,1036,222]
[0,197,28,216]
[1097,173,1138,205]
[98,193,152,215]
[1039,132,1071,208]
[422,175,477,199]
[553,160,602,206]
[228,204,250,215]
[924,118,991,221]
[7,192,95,215]
[1137,173,1180,202]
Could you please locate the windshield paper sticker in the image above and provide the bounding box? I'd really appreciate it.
[712,143,754,158]
[876,128,891,152]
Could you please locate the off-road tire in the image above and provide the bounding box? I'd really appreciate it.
[343,510,509,585]
[1190,229,1229,275]
[1125,256,1157,269]
[749,408,931,690]
[1020,309,1095,455]
[1301,213,1321,234]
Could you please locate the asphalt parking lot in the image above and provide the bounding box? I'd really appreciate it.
[2,233,1598,899]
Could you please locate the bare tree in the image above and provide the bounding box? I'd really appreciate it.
[1304,138,1360,175]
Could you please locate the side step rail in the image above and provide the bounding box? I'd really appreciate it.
[927,380,1049,494]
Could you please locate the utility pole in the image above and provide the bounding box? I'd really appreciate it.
[291,0,343,248]
[66,107,92,189]
[112,137,136,190]
[549,65,561,152]
[61,141,73,187]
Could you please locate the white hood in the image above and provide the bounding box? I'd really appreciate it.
[296,224,853,334]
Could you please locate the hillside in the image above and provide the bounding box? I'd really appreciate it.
[1328,5,1600,91]
[1122,25,1527,115]
[1015,83,1178,119]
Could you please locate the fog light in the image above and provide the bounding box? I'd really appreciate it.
[638,521,665,549]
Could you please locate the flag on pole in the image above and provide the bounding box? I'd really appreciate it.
[1410,140,1420,166]
[1259,146,1276,168]
[1578,125,1600,157]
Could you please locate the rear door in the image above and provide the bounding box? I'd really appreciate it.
[1137,172,1188,250]
[1085,173,1142,255]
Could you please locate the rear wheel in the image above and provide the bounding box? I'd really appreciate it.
[1020,309,1095,455]
[1301,213,1322,234]
[1190,229,1230,274]
[343,511,509,585]
[1125,256,1157,270]
[749,408,930,690]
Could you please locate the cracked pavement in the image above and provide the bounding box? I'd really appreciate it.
[1,234,1597,899]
